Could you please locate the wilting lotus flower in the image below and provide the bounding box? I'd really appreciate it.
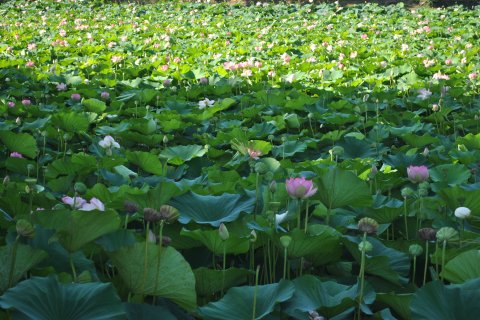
[286,177,317,199]
[417,88,432,100]
[407,165,429,183]
[79,198,105,211]
[454,207,471,219]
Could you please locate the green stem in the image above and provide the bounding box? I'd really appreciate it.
[423,241,429,286]
[249,243,255,285]
[141,222,150,296]
[252,265,260,320]
[357,232,367,320]
[8,237,20,288]
[304,199,309,233]
[69,253,77,283]
[403,198,409,240]
[441,240,447,282]
[154,221,165,296]
[283,247,287,280]
[435,241,439,274]
[221,241,226,296]
[412,255,417,286]
[254,172,259,221]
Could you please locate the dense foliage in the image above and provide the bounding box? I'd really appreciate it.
[1,0,480,319]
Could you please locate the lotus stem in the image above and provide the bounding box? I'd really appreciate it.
[440,240,447,282]
[435,241,439,274]
[412,255,417,286]
[423,240,429,286]
[357,232,367,320]
[8,236,20,288]
[69,253,77,283]
[141,222,150,297]
[252,265,260,320]
[403,198,409,240]
[221,241,226,297]
[249,243,255,285]
[254,172,259,221]
[304,199,309,233]
[283,247,288,280]
[154,221,165,298]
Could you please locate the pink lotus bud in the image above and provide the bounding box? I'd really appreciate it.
[100,91,110,99]
[71,93,81,101]
[407,165,429,183]
[22,99,31,106]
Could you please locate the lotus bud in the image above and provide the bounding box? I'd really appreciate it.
[250,230,257,243]
[409,244,423,256]
[418,228,437,241]
[358,217,378,234]
[269,180,277,193]
[454,207,471,219]
[219,223,229,241]
[159,205,179,223]
[423,147,429,157]
[401,187,414,198]
[16,219,35,238]
[3,175,10,185]
[162,135,169,144]
[358,240,373,252]
[143,207,161,222]
[280,235,292,248]
[74,182,87,195]
[254,162,268,174]
[123,201,139,214]
[436,227,459,243]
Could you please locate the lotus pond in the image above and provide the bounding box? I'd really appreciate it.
[1,0,480,319]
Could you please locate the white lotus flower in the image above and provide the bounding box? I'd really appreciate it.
[80,198,105,212]
[198,98,215,110]
[99,136,120,149]
[454,207,471,219]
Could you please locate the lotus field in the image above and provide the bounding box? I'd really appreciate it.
[1,0,480,319]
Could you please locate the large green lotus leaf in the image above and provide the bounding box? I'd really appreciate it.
[194,267,251,297]
[20,116,51,131]
[51,112,91,133]
[95,229,137,253]
[82,98,106,113]
[124,303,176,320]
[109,242,196,310]
[429,164,471,186]
[0,276,125,320]
[284,275,361,319]
[316,167,372,209]
[344,236,410,285]
[272,140,307,158]
[364,195,403,224]
[126,151,163,176]
[376,293,412,320]
[410,279,480,320]
[160,145,207,165]
[170,191,255,227]
[456,133,480,150]
[401,133,439,148]
[441,250,480,284]
[278,226,342,265]
[197,280,294,320]
[180,228,250,255]
[132,181,183,211]
[0,131,38,158]
[0,244,47,294]
[35,209,120,252]
[337,137,376,159]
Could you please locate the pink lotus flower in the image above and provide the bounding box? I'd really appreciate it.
[100,91,110,99]
[8,101,15,108]
[286,177,318,199]
[199,77,208,85]
[79,198,105,211]
[407,165,429,183]
[62,196,87,209]
[71,93,81,101]
[468,73,477,80]
[25,61,35,68]
[247,148,262,160]
[10,152,23,158]
[22,99,31,106]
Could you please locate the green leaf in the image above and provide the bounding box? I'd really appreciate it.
[180,228,250,255]
[126,151,163,176]
[160,145,207,165]
[0,131,38,158]
[51,112,90,133]
[410,279,480,320]
[0,276,125,320]
[124,303,177,320]
[109,242,196,310]
[429,164,471,186]
[316,167,372,209]
[83,98,107,113]
[197,280,294,320]
[441,250,480,284]
[0,244,47,294]
[194,267,251,296]
[171,191,256,227]
[272,140,307,157]
[96,229,137,253]
[35,209,120,252]
[376,293,412,320]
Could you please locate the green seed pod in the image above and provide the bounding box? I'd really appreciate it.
[401,187,414,198]
[159,205,179,223]
[436,227,459,243]
[358,240,373,252]
[409,244,423,256]
[280,235,292,248]
[74,182,87,195]
[16,219,35,238]
[358,217,379,234]
[331,146,344,156]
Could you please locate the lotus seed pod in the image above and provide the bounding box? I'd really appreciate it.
[143,207,161,222]
[418,228,437,241]
[219,223,229,241]
[16,219,35,238]
[123,201,139,214]
[401,187,414,198]
[331,146,344,156]
[436,227,459,243]
[358,240,373,252]
[280,235,292,248]
[159,205,179,223]
[358,217,379,234]
[409,244,423,256]
[74,182,87,195]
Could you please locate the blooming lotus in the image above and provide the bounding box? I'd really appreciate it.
[198,98,215,110]
[286,177,317,199]
[99,136,120,149]
[10,152,23,158]
[454,207,471,219]
[417,89,432,100]
[80,198,105,211]
[407,165,429,183]
[62,196,87,209]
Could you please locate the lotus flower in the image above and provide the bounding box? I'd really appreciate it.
[62,196,87,209]
[79,198,105,211]
[99,136,120,149]
[407,165,429,183]
[285,177,317,200]
[10,152,23,158]
[454,207,471,219]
